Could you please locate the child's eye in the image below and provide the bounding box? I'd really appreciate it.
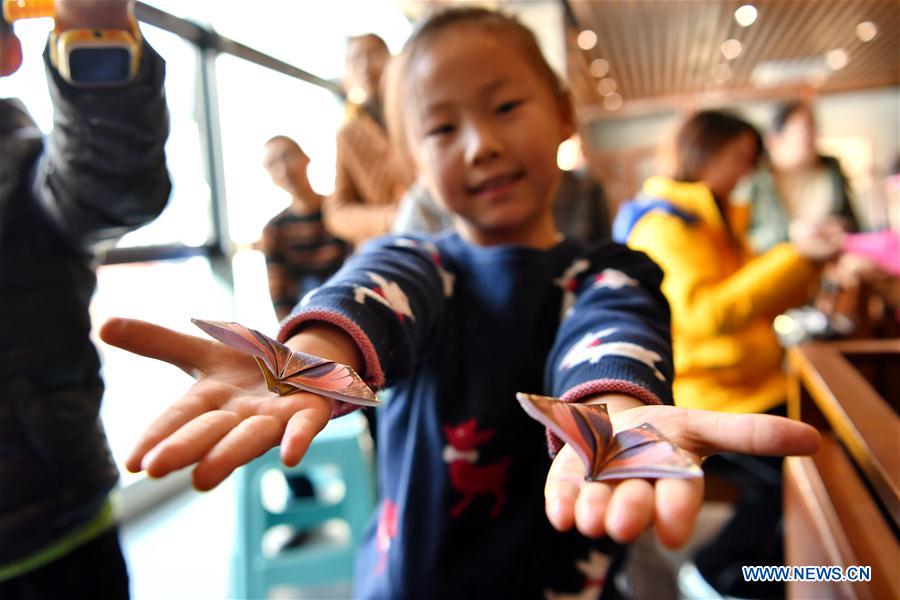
[426,123,455,137]
[496,100,522,115]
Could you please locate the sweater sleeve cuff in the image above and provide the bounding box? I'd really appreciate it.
[545,379,663,456]
[278,309,385,419]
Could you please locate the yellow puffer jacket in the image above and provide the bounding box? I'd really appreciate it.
[622,176,819,414]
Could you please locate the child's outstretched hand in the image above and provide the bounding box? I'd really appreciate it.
[99,318,339,490]
[543,404,820,547]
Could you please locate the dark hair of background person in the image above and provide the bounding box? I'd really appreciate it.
[771,100,811,134]
[673,110,764,183]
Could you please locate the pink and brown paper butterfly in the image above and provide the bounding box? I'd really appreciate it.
[192,318,379,406]
[516,393,701,481]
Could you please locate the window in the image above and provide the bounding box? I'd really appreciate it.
[215,54,343,245]
[118,24,213,248]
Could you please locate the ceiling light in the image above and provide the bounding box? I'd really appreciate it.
[721,39,742,60]
[856,21,878,42]
[734,5,757,27]
[825,48,849,70]
[603,92,623,111]
[752,56,830,87]
[597,77,617,96]
[347,86,367,104]
[590,58,610,78]
[711,64,733,83]
[557,138,580,171]
[577,30,598,50]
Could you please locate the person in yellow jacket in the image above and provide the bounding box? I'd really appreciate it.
[614,111,843,415]
[613,110,843,599]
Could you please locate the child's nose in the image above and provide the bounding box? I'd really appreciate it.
[464,121,502,166]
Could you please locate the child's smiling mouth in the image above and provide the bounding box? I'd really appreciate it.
[467,171,525,198]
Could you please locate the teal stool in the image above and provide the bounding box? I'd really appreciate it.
[231,412,377,599]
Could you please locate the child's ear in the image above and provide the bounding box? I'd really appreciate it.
[556,89,575,142]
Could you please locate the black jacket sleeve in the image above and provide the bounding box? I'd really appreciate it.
[32,38,171,250]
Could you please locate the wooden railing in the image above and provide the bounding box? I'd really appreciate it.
[784,339,899,599]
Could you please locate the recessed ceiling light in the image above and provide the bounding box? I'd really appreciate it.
[721,39,743,60]
[347,86,367,104]
[597,77,617,96]
[577,30,598,50]
[603,92,623,111]
[590,58,610,78]
[557,138,580,171]
[856,21,878,42]
[825,48,849,70]
[734,5,758,27]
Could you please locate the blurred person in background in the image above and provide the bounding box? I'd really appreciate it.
[738,99,858,253]
[323,33,414,247]
[827,157,900,335]
[613,109,843,600]
[0,1,170,597]
[261,135,349,321]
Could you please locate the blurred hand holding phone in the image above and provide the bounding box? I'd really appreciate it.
[3,0,140,85]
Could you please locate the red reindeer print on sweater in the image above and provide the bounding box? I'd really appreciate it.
[374,498,398,576]
[442,419,511,518]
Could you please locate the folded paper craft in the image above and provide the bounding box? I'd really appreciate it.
[516,392,701,481]
[192,318,379,406]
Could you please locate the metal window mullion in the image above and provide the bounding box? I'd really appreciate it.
[197,44,234,288]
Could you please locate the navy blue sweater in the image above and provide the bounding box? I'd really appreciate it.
[280,233,673,599]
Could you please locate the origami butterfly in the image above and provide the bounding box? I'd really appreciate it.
[192,318,379,406]
[516,393,701,481]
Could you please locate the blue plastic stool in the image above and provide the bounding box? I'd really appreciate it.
[231,412,376,599]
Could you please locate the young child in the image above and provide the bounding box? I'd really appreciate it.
[260,135,349,321]
[101,8,819,599]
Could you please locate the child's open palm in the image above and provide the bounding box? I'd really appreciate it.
[99,318,335,491]
[544,405,820,547]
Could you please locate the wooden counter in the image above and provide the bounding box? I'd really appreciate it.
[784,339,899,599]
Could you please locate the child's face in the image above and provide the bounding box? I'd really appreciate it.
[405,27,573,247]
[263,140,310,198]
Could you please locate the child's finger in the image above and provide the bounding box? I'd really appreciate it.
[125,387,225,472]
[545,446,587,531]
[192,414,284,490]
[668,410,820,458]
[280,402,332,467]
[140,409,242,478]
[603,478,654,543]
[652,406,820,456]
[653,477,703,548]
[99,317,213,374]
[573,481,613,537]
